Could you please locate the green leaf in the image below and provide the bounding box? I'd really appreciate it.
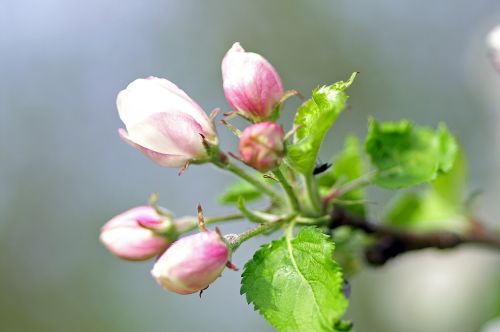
[384,146,468,233]
[365,119,458,188]
[286,73,357,174]
[432,147,466,207]
[436,123,459,174]
[384,191,468,233]
[218,180,262,205]
[318,135,366,217]
[331,226,367,277]
[241,227,348,332]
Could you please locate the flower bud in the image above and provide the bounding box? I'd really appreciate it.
[100,206,171,261]
[487,24,500,72]
[151,230,230,294]
[239,122,285,172]
[222,42,284,120]
[117,77,218,168]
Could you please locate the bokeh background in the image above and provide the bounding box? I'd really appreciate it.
[1,1,500,331]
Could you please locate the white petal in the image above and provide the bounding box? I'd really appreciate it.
[117,78,213,136]
[125,112,206,157]
[119,129,191,167]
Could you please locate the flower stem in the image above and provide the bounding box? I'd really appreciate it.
[238,199,280,223]
[230,214,297,251]
[295,215,330,225]
[206,213,244,225]
[322,171,377,208]
[180,213,244,233]
[302,174,322,217]
[214,157,284,205]
[285,218,297,240]
[272,168,300,212]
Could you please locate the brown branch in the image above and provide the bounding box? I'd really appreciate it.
[329,207,500,266]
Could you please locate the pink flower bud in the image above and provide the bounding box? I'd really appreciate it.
[151,230,230,294]
[239,122,285,172]
[222,42,284,120]
[100,206,171,261]
[117,77,218,168]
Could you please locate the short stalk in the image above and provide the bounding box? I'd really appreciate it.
[323,171,377,208]
[302,174,322,217]
[336,171,377,197]
[214,158,284,205]
[238,199,280,224]
[181,213,244,233]
[206,213,244,226]
[285,218,297,240]
[295,215,330,225]
[230,214,297,251]
[272,168,300,212]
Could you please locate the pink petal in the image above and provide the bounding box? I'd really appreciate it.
[117,78,215,138]
[119,129,190,167]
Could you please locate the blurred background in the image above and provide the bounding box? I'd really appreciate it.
[1,1,500,331]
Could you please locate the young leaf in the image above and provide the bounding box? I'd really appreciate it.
[436,123,459,174]
[241,227,348,332]
[317,135,366,217]
[331,227,367,277]
[365,119,458,188]
[432,147,466,207]
[384,146,468,233]
[384,191,468,233]
[218,180,263,205]
[286,73,357,174]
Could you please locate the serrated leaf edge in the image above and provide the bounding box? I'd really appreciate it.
[241,227,347,332]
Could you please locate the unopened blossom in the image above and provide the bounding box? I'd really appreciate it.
[222,42,284,120]
[117,77,217,168]
[151,230,231,294]
[487,24,500,72]
[100,206,171,261]
[239,122,285,172]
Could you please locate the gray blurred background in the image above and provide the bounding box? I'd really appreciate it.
[1,1,500,331]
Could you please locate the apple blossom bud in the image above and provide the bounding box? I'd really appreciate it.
[487,24,500,72]
[239,122,285,172]
[151,230,230,294]
[100,206,171,261]
[117,77,218,168]
[222,42,284,120]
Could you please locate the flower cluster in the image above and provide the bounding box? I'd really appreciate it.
[98,38,483,332]
[100,204,235,294]
[93,29,500,332]
[101,42,286,294]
